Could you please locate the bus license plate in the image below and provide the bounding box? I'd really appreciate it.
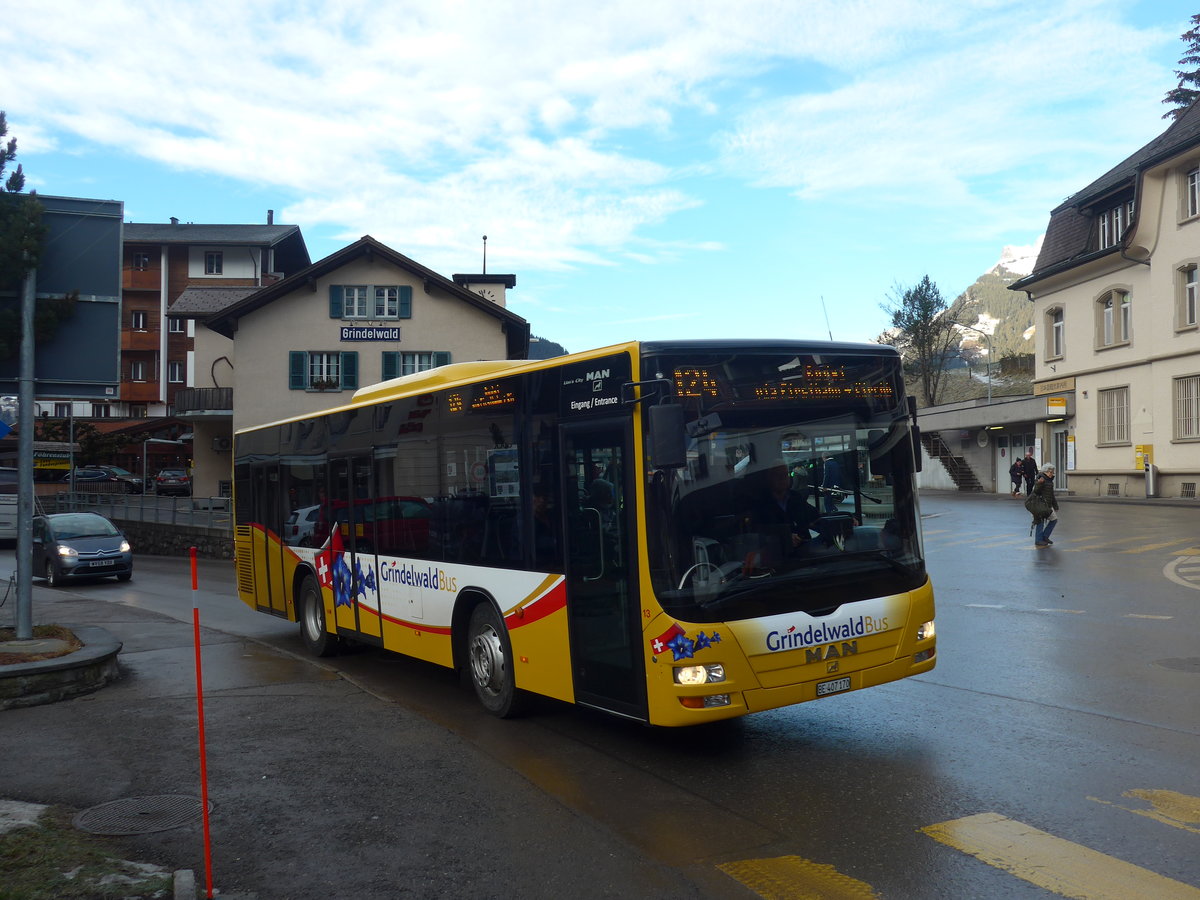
[87,559,115,567]
[816,676,851,697]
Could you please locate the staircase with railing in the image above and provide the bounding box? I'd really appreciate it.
[921,432,984,492]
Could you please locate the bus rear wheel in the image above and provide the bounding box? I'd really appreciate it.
[467,602,526,718]
[299,574,340,657]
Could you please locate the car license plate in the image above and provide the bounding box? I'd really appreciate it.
[87,559,115,567]
[816,676,851,697]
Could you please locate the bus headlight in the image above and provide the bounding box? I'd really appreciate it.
[673,663,726,685]
[917,620,935,641]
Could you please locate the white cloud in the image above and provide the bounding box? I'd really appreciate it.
[0,0,1185,289]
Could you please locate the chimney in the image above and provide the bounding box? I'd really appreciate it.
[267,209,274,225]
[170,217,179,225]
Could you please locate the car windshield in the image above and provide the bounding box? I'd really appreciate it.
[105,466,135,476]
[159,469,186,477]
[50,514,120,539]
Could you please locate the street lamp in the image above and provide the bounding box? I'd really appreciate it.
[957,323,993,403]
[142,438,184,490]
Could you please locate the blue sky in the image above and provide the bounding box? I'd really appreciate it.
[4,0,1197,353]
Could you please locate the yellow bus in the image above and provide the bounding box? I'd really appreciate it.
[232,340,935,726]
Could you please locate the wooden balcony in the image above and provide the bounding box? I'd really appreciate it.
[121,330,159,351]
[123,268,160,291]
[175,387,233,416]
[122,381,161,403]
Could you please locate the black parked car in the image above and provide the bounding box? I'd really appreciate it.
[32,511,133,586]
[61,465,144,493]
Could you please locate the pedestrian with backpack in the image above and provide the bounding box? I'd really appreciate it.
[1027,463,1059,548]
[1008,459,1024,497]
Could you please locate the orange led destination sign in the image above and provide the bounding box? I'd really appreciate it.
[674,366,894,400]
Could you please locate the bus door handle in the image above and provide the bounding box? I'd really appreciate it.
[581,506,604,581]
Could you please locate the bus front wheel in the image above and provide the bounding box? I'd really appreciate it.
[299,574,340,657]
[467,603,526,718]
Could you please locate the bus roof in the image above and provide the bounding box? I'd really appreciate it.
[237,341,640,435]
[236,338,898,436]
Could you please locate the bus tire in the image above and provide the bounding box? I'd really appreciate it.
[299,574,340,657]
[467,602,526,718]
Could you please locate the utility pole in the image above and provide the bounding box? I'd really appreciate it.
[15,263,35,639]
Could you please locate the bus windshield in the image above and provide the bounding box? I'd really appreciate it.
[643,346,925,624]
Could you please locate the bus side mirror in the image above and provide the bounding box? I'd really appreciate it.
[648,404,687,469]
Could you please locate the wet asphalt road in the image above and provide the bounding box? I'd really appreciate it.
[2,490,1198,898]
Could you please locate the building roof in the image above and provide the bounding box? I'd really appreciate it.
[204,235,531,358]
[1013,100,1200,291]
[124,222,304,246]
[169,286,261,318]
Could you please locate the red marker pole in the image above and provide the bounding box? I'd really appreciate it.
[191,547,214,899]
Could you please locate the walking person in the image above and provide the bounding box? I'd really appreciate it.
[1020,449,1038,496]
[1030,463,1059,548]
[1008,458,1024,497]
[820,455,842,514]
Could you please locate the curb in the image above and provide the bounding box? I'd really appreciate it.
[0,625,122,710]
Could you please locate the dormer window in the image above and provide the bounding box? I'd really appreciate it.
[205,251,223,275]
[1098,199,1134,249]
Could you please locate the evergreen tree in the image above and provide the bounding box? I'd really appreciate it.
[0,111,55,361]
[1163,14,1200,119]
[881,275,961,407]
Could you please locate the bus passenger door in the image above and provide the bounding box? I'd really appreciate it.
[561,421,646,720]
[328,455,382,641]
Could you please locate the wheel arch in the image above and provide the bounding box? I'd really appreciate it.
[290,561,321,623]
[451,587,501,673]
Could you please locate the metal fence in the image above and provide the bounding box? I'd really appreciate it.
[44,491,233,532]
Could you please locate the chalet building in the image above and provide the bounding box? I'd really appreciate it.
[1011,101,1200,499]
[172,235,528,499]
[120,216,310,417]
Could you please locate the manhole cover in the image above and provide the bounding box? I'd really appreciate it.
[1154,657,1200,674]
[73,795,211,835]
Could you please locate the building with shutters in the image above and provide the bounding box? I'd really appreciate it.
[173,234,527,499]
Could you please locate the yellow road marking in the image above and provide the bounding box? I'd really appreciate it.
[1125,614,1173,620]
[1091,790,1200,835]
[718,855,878,900]
[921,812,1200,899]
[1175,547,1200,555]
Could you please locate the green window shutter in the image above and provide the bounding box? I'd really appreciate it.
[329,285,343,318]
[289,351,307,390]
[381,351,399,381]
[432,351,451,368]
[399,285,412,318]
[340,351,359,389]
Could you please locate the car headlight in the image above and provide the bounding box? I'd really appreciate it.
[120,541,131,552]
[917,620,935,641]
[57,545,78,557]
[673,663,726,685]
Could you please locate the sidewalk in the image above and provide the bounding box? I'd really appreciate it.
[0,573,712,900]
[920,487,1199,508]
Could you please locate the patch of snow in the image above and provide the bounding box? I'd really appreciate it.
[993,236,1044,276]
[0,800,46,835]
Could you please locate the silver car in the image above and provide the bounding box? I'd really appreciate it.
[33,512,133,586]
